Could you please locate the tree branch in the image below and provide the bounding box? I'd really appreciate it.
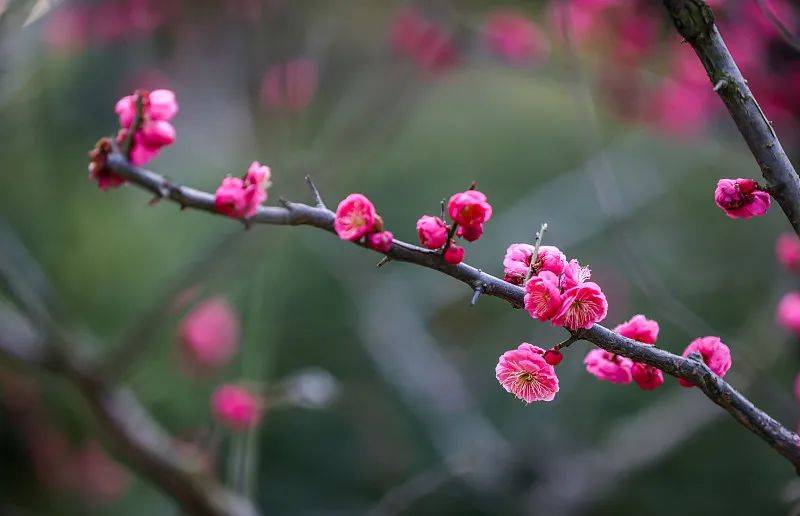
[662,0,800,234]
[106,153,800,473]
[0,304,258,516]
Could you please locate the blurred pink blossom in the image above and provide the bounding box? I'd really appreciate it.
[777,292,800,336]
[212,384,263,431]
[261,58,319,112]
[179,297,240,370]
[389,7,458,73]
[776,233,800,271]
[483,10,549,65]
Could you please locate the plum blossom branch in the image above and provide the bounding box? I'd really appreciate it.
[104,153,800,473]
[662,0,800,235]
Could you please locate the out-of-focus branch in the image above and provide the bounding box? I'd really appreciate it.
[106,154,800,473]
[0,301,258,515]
[755,0,800,53]
[662,0,800,234]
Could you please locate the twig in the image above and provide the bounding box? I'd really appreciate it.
[662,0,800,235]
[105,154,800,473]
[305,175,326,209]
[523,223,548,284]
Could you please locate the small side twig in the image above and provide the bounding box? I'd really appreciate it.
[523,222,548,284]
[305,175,326,210]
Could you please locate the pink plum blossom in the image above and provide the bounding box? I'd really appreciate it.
[211,384,263,431]
[584,348,633,384]
[448,190,493,227]
[551,282,608,330]
[560,259,592,290]
[179,297,240,370]
[679,336,732,387]
[367,231,394,253]
[631,363,664,391]
[483,10,549,65]
[416,215,448,249]
[214,161,271,219]
[443,244,465,265]
[776,233,800,271]
[524,271,563,321]
[714,178,771,219]
[503,244,566,285]
[261,58,319,112]
[496,343,559,403]
[613,314,659,345]
[334,194,378,241]
[777,292,800,336]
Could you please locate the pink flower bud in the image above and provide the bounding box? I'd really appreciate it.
[714,178,771,219]
[776,233,800,271]
[416,215,448,249]
[367,231,394,253]
[524,270,562,321]
[457,223,483,242]
[631,363,664,391]
[496,343,559,403]
[211,384,263,431]
[179,297,240,370]
[551,282,608,330]
[443,244,464,264]
[334,194,378,241]
[613,314,659,345]
[543,348,563,366]
[584,349,633,384]
[214,177,248,218]
[678,336,732,387]
[447,190,493,227]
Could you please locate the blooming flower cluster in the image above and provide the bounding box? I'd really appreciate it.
[214,161,272,219]
[115,89,179,166]
[585,314,663,390]
[678,336,732,388]
[508,243,607,331]
[89,88,178,190]
[333,194,394,252]
[714,178,771,219]
[416,188,493,265]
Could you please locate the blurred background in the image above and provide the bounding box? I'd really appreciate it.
[2,0,800,514]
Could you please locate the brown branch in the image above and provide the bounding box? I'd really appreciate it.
[106,153,800,473]
[662,0,800,235]
[0,304,258,515]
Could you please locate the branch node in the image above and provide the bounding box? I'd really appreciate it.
[470,277,484,307]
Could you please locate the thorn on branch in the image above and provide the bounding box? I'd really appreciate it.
[523,222,549,284]
[278,197,291,209]
[305,175,327,209]
[713,79,727,92]
[470,282,484,307]
[376,256,392,268]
